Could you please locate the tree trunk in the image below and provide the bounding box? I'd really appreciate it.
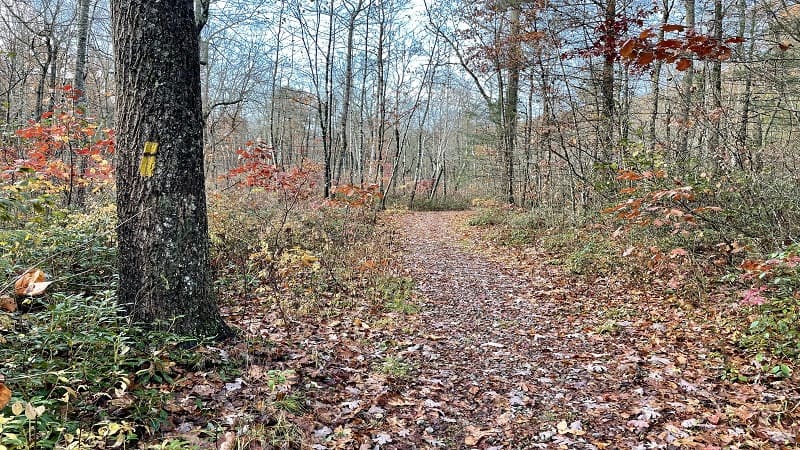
[375,8,387,190]
[600,0,616,163]
[736,2,756,170]
[676,0,695,168]
[649,0,671,152]
[72,0,93,208]
[707,0,723,165]
[502,4,521,205]
[337,0,364,185]
[111,0,230,338]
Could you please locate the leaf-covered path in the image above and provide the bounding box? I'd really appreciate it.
[371,211,797,448]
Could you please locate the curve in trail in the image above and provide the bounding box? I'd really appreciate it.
[387,211,793,449]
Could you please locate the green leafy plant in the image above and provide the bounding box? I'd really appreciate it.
[0,291,203,448]
[378,356,412,379]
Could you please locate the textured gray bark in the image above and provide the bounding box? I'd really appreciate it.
[600,0,616,163]
[677,0,695,166]
[71,0,92,208]
[649,0,671,152]
[111,0,230,338]
[502,5,521,205]
[707,0,722,161]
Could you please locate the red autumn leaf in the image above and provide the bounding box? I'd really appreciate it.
[638,29,655,40]
[620,39,637,58]
[661,24,685,32]
[657,39,683,50]
[676,58,692,71]
[636,51,655,66]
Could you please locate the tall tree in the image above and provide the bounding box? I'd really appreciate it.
[707,0,723,163]
[71,0,93,208]
[111,0,230,338]
[676,0,695,167]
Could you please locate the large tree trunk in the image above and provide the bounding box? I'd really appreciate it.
[111,0,230,338]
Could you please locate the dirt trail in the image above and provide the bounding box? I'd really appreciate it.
[378,211,796,448]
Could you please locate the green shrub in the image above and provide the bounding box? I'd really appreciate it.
[467,208,508,226]
[566,239,618,275]
[409,197,471,211]
[370,276,418,313]
[0,204,117,297]
[741,297,800,359]
[738,245,800,360]
[1,291,202,449]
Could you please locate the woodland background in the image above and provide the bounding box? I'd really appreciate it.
[1,0,800,448]
[3,0,800,219]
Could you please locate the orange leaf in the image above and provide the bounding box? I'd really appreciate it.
[14,269,47,296]
[0,383,10,409]
[0,295,16,312]
[616,170,644,181]
[670,248,689,258]
[620,39,637,58]
[676,58,692,71]
[636,51,655,66]
[661,24,685,32]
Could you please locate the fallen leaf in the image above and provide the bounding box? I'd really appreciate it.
[191,384,216,397]
[0,383,10,409]
[373,433,392,445]
[217,431,236,450]
[480,342,505,348]
[464,425,496,446]
[0,295,16,312]
[14,268,46,296]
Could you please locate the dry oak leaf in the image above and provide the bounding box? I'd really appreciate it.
[217,431,236,450]
[0,295,16,312]
[464,425,497,446]
[0,382,11,409]
[14,269,53,297]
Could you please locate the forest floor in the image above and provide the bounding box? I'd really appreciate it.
[169,211,798,449]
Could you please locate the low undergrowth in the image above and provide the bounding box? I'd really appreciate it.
[466,181,800,378]
[1,187,413,449]
[0,290,209,449]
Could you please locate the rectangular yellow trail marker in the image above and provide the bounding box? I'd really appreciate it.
[139,141,158,177]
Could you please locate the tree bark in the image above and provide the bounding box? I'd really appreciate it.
[676,0,695,167]
[707,0,722,164]
[111,0,230,338]
[72,0,93,208]
[649,0,671,152]
[600,0,616,163]
[502,4,521,205]
[336,0,364,185]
